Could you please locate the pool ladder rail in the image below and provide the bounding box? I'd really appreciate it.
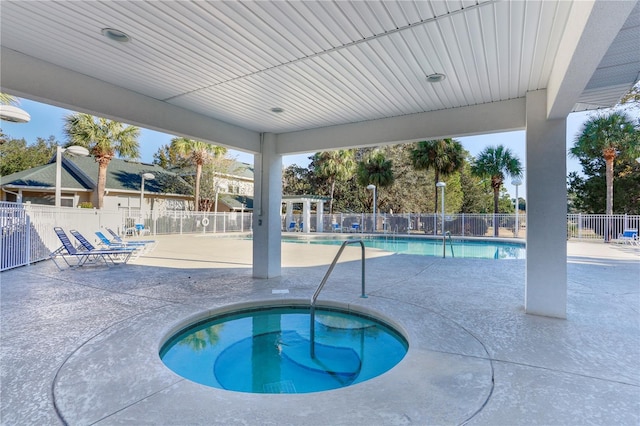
[310,239,367,358]
[445,231,455,258]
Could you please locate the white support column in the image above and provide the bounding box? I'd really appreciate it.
[285,202,294,229]
[316,201,324,233]
[525,90,567,318]
[252,133,282,278]
[303,200,311,233]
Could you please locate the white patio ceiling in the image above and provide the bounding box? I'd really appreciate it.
[1,0,638,155]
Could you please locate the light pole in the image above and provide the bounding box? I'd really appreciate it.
[139,172,155,221]
[511,177,522,238]
[367,184,376,232]
[55,145,90,207]
[436,181,446,258]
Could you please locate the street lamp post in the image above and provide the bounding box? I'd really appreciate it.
[55,145,90,207]
[367,184,376,232]
[511,177,522,238]
[139,172,155,221]
[436,181,446,258]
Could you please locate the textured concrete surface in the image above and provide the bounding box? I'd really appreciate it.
[1,236,638,425]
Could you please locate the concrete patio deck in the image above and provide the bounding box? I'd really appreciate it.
[1,236,638,425]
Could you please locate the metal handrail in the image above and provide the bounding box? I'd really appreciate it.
[446,231,455,258]
[310,240,367,357]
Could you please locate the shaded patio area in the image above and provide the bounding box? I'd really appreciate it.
[1,237,638,425]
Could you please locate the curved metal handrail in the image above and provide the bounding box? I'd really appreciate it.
[310,239,366,357]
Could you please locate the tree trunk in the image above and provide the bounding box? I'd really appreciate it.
[603,148,616,242]
[492,176,501,237]
[433,171,440,213]
[195,163,202,212]
[96,157,110,209]
[604,149,615,216]
[329,179,335,214]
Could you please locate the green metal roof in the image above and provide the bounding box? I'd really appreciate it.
[220,194,253,210]
[1,155,192,195]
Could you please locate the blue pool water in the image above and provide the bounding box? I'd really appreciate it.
[282,236,525,259]
[160,306,408,394]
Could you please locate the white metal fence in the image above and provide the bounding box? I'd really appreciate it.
[1,201,638,271]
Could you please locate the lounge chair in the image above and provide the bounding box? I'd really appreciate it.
[50,227,132,270]
[287,222,296,232]
[106,227,156,248]
[615,229,639,245]
[95,231,149,253]
[350,223,360,232]
[69,229,136,262]
[332,223,341,232]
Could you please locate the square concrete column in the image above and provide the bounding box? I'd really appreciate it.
[525,90,567,318]
[252,133,282,278]
[303,200,311,233]
[285,202,294,229]
[316,200,324,233]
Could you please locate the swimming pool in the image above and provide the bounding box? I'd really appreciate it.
[282,235,526,259]
[160,305,408,394]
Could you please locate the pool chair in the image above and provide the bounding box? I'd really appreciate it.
[104,227,158,251]
[615,229,639,245]
[287,222,296,232]
[50,227,132,270]
[350,223,360,232]
[69,229,137,263]
[332,222,341,232]
[95,231,150,254]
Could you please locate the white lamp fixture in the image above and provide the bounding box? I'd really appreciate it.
[511,177,523,238]
[0,104,31,123]
[367,184,376,233]
[55,145,90,207]
[436,182,446,257]
[140,173,155,219]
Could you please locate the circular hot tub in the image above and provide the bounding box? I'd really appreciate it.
[160,304,408,394]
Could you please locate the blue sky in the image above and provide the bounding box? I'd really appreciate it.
[2,98,595,199]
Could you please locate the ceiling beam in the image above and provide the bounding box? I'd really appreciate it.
[546,0,636,119]
[0,47,261,153]
[275,98,526,155]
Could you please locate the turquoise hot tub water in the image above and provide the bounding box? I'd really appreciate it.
[160,306,408,394]
[282,235,526,259]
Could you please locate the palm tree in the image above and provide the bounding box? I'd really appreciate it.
[356,150,394,211]
[570,111,639,217]
[313,150,356,214]
[0,93,17,105]
[410,139,466,213]
[171,137,227,211]
[63,113,140,208]
[471,145,523,236]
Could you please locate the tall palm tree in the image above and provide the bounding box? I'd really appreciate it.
[410,139,466,213]
[63,113,140,208]
[356,150,394,211]
[0,93,17,105]
[313,149,356,214]
[471,145,522,236]
[171,137,227,211]
[570,111,639,216]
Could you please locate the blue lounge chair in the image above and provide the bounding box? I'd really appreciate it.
[69,229,136,263]
[350,223,360,232]
[616,229,639,245]
[106,227,156,248]
[287,222,296,232]
[50,227,132,270]
[95,231,149,253]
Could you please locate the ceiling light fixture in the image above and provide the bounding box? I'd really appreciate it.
[0,105,31,123]
[101,28,131,43]
[426,73,446,83]
[271,107,284,113]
